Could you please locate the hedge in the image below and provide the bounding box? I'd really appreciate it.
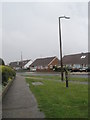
[0,65,16,86]
[0,58,5,65]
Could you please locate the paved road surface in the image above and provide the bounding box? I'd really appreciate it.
[18,72,90,78]
[2,75,45,118]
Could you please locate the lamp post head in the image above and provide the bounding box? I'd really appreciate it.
[59,16,70,19]
[64,16,70,19]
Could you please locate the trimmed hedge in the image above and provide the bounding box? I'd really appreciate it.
[0,65,16,86]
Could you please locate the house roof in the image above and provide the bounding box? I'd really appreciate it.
[9,60,31,67]
[62,52,90,65]
[30,56,57,67]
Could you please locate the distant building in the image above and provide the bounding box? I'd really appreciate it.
[30,56,59,71]
[62,52,90,69]
[9,59,32,70]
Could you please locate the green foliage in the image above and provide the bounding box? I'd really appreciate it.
[0,65,16,86]
[53,66,69,72]
[0,58,5,65]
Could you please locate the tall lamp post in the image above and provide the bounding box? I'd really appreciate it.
[59,16,70,81]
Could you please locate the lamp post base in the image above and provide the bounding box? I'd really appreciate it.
[66,80,68,87]
[61,72,64,81]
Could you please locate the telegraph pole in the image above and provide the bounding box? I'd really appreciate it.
[21,51,23,69]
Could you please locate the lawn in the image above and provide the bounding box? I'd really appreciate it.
[26,76,88,118]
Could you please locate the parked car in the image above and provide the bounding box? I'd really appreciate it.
[79,67,88,72]
[67,67,72,72]
[71,67,80,72]
[86,67,90,72]
[30,68,36,72]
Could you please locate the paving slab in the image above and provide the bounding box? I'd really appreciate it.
[2,75,45,118]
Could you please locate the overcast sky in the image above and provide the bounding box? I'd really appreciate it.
[0,2,88,64]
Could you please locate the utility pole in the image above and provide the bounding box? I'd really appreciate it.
[21,51,23,69]
[59,16,70,81]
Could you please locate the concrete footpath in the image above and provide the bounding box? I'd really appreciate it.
[2,75,45,118]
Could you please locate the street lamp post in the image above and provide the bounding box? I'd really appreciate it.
[59,16,70,81]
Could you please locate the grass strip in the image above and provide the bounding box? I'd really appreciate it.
[26,77,88,118]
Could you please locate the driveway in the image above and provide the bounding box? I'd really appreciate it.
[2,75,45,118]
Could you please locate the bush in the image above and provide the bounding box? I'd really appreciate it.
[0,58,5,65]
[53,66,70,73]
[53,66,65,72]
[0,65,16,86]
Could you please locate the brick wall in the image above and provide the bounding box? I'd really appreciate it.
[48,57,59,69]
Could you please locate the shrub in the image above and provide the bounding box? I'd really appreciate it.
[53,66,70,73]
[0,58,5,65]
[0,65,16,86]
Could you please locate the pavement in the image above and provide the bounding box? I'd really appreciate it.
[2,75,45,118]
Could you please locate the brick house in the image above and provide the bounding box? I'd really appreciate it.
[62,52,90,69]
[30,56,59,72]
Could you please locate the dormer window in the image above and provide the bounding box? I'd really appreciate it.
[81,56,86,59]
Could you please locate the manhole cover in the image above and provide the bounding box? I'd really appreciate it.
[32,82,43,86]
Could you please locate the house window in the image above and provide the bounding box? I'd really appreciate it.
[50,65,53,69]
[84,64,86,67]
[66,64,72,67]
[35,66,37,69]
[17,62,19,65]
[41,66,44,69]
[73,64,80,68]
[88,64,90,67]
[45,66,48,69]
[81,56,86,59]
[37,66,40,69]
[72,64,73,67]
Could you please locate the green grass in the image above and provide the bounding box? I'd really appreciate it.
[26,77,88,118]
[24,75,89,82]
[69,77,88,82]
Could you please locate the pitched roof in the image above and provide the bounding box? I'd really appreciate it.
[9,60,30,67]
[30,56,57,67]
[62,52,90,65]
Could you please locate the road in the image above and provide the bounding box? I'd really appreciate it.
[18,71,90,78]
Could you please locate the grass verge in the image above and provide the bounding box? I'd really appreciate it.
[26,77,88,118]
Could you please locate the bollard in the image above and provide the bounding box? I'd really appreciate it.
[65,70,68,88]
[66,79,68,87]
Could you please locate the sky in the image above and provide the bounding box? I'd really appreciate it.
[0,1,88,64]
